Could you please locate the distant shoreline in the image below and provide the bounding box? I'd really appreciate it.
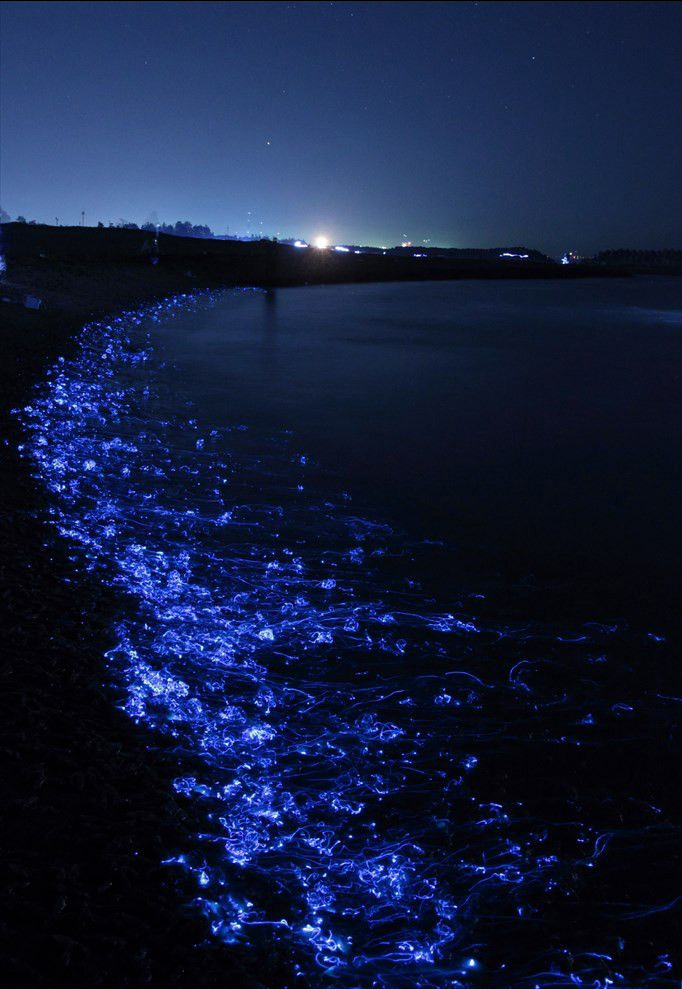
[0,222,634,339]
[0,243,269,989]
[1,222,629,310]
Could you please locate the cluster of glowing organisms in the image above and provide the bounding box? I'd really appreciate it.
[18,290,680,988]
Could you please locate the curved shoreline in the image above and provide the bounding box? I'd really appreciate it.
[0,291,277,988]
[3,284,681,988]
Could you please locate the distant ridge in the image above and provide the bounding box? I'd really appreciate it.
[0,222,628,294]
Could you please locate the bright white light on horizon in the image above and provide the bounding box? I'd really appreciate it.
[334,245,350,253]
[313,236,330,249]
[293,240,308,248]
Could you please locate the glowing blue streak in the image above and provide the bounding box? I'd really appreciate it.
[16,289,679,988]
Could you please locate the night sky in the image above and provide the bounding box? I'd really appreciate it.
[1,0,681,256]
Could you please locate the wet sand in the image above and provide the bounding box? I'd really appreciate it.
[0,272,289,988]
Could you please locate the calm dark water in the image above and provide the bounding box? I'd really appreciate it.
[23,281,682,988]
[155,278,682,629]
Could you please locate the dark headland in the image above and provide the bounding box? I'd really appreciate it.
[1,220,627,314]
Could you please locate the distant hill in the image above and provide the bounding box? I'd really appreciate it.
[0,222,627,293]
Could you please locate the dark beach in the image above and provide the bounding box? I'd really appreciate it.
[0,237,306,987]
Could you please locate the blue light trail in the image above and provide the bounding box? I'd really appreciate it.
[17,290,679,988]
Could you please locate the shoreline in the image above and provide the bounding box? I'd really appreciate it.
[1,260,676,987]
[1,222,629,305]
[0,286,284,987]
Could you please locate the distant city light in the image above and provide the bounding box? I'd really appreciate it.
[313,236,330,249]
[293,240,308,248]
[334,245,350,253]
[500,252,529,259]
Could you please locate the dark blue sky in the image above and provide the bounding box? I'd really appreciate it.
[2,0,681,255]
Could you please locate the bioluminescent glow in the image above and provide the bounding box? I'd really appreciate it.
[17,290,679,988]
